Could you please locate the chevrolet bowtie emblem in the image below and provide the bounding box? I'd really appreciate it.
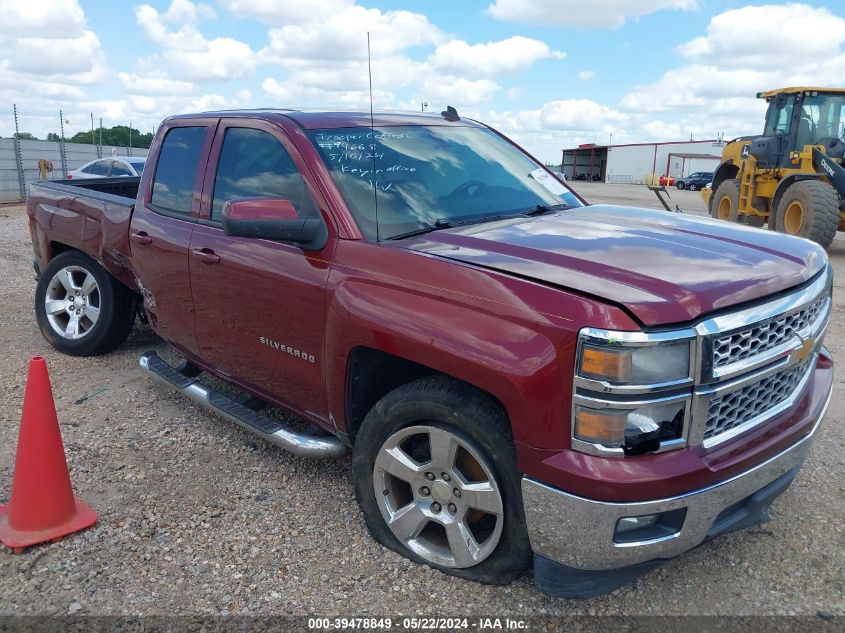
[792,335,816,363]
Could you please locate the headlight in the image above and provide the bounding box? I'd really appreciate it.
[572,328,695,457]
[578,339,691,386]
[573,400,687,454]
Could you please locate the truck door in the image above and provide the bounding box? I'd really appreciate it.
[188,120,335,419]
[129,120,217,356]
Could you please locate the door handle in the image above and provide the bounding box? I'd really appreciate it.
[130,231,152,246]
[191,247,220,265]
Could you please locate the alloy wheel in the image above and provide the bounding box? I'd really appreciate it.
[372,425,504,569]
[44,265,101,340]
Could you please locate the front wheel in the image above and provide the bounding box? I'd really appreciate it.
[689,183,698,191]
[34,250,136,356]
[352,377,531,585]
[676,181,686,190]
[711,178,741,221]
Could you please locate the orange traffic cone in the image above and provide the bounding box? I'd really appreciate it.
[0,356,97,552]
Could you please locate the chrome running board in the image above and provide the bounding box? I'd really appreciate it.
[139,351,346,459]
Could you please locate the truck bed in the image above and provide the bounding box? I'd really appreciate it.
[41,176,141,201]
[27,178,140,290]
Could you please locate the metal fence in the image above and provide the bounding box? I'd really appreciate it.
[1,104,152,204]
[0,138,150,204]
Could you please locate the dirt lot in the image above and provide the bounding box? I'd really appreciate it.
[0,187,843,619]
[569,181,710,215]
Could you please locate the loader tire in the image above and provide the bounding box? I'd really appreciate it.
[711,179,741,222]
[775,180,839,249]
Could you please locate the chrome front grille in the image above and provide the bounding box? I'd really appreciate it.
[712,294,827,371]
[692,269,832,448]
[704,360,812,442]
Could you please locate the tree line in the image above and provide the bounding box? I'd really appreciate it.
[5,125,154,149]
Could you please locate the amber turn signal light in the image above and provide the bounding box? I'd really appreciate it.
[574,408,626,446]
[580,346,632,381]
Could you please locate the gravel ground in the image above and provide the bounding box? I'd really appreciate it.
[0,193,843,619]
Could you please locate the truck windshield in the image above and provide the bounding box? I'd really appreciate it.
[306,125,582,240]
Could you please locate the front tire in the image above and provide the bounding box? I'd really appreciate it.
[775,180,839,248]
[676,181,686,190]
[711,178,741,221]
[35,250,136,356]
[352,377,531,585]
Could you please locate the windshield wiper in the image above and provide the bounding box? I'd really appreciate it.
[524,203,571,216]
[386,218,453,240]
[387,205,570,239]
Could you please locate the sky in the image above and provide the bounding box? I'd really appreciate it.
[2,0,845,162]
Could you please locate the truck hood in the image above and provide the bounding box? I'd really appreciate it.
[401,205,828,326]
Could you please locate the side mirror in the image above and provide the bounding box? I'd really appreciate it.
[222,198,327,250]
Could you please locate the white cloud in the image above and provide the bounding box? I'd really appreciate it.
[678,3,845,69]
[0,0,107,82]
[163,0,216,22]
[0,0,85,37]
[262,77,394,109]
[260,5,443,64]
[617,3,845,144]
[220,0,353,24]
[136,0,256,81]
[487,0,697,28]
[428,36,564,76]
[578,70,595,80]
[420,77,501,106]
[540,99,628,130]
[256,4,448,111]
[118,72,196,97]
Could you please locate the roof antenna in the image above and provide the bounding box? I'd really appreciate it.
[441,105,460,122]
[367,32,380,242]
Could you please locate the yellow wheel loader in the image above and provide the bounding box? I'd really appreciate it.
[704,87,845,248]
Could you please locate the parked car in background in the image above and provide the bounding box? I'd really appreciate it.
[675,171,713,191]
[67,156,146,180]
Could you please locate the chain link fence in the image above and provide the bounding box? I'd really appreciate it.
[1,105,151,204]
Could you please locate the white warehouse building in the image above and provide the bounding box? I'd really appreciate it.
[561,139,727,184]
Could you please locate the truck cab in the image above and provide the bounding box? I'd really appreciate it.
[27,108,834,598]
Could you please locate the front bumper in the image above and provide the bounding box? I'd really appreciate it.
[521,384,831,598]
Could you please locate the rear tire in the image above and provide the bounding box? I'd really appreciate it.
[775,180,839,248]
[711,179,741,222]
[352,376,531,586]
[35,250,136,356]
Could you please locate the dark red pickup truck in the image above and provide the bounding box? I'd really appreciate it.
[27,109,833,597]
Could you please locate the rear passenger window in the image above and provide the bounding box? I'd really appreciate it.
[211,127,317,222]
[150,126,207,216]
[89,161,109,176]
[111,161,132,177]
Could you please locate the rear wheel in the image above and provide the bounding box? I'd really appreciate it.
[352,377,531,585]
[775,180,839,248]
[711,179,741,222]
[35,250,136,356]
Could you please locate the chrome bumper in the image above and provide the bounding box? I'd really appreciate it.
[521,388,831,571]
